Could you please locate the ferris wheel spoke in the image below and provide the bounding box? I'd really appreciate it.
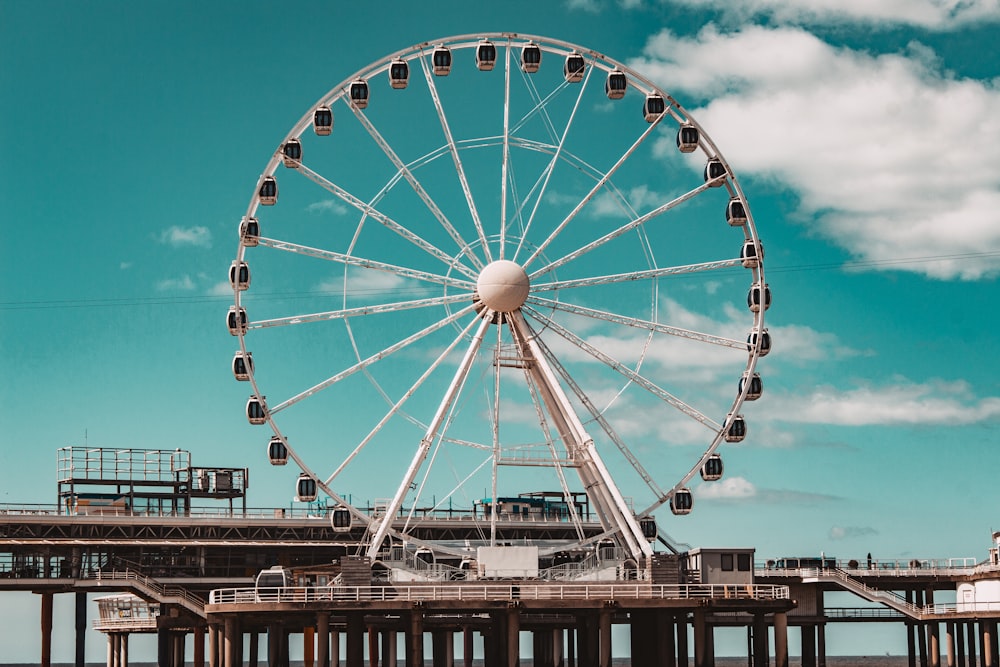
[528,179,717,281]
[524,305,721,431]
[526,322,668,503]
[347,102,485,272]
[295,161,480,281]
[268,303,478,415]
[522,112,666,272]
[257,237,476,291]
[526,295,745,350]
[513,62,594,262]
[323,314,483,490]
[531,258,743,292]
[367,314,493,558]
[249,293,473,331]
[418,53,492,264]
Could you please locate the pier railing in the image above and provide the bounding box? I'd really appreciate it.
[91,570,206,619]
[209,582,790,605]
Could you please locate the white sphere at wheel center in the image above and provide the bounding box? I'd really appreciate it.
[476,260,530,313]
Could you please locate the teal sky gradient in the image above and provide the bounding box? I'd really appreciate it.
[2,0,999,660]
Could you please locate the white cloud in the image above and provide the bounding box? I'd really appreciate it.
[119,261,132,270]
[158,225,212,248]
[771,378,1000,425]
[155,275,195,291]
[633,25,1000,280]
[697,475,758,499]
[565,0,602,12]
[664,0,1000,29]
[207,281,233,297]
[830,525,878,540]
[307,199,349,215]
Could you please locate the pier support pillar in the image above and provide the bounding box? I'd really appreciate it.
[629,611,654,667]
[368,628,379,667]
[534,628,555,667]
[316,614,330,667]
[930,623,941,667]
[406,608,424,667]
[987,621,999,667]
[752,614,768,667]
[554,628,565,667]
[383,629,398,667]
[599,606,612,667]
[224,615,240,667]
[577,612,598,667]
[946,623,956,667]
[76,591,88,667]
[193,626,206,667]
[802,624,817,667]
[774,612,789,667]
[676,614,689,667]
[432,630,454,667]
[969,623,978,667]
[332,629,340,667]
[567,627,576,667]
[346,612,365,667]
[507,606,521,667]
[304,626,315,667]
[40,591,54,667]
[693,608,710,667]
[818,623,827,667]
[464,627,475,667]
[958,622,967,667]
[657,611,676,667]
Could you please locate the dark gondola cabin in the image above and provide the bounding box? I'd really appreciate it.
[258,176,277,205]
[267,436,288,465]
[281,139,302,168]
[701,454,724,482]
[246,396,267,425]
[296,474,317,503]
[639,516,658,540]
[747,329,772,357]
[521,42,541,73]
[432,46,452,76]
[741,240,764,269]
[349,80,369,109]
[739,372,763,401]
[227,306,247,336]
[670,489,693,515]
[726,198,747,226]
[725,414,747,442]
[704,159,727,185]
[643,94,666,122]
[331,506,352,531]
[232,351,253,381]
[676,123,699,153]
[240,217,259,247]
[476,40,497,71]
[605,69,627,99]
[313,106,333,136]
[229,261,250,291]
[389,58,409,89]
[564,52,585,82]
[747,282,771,312]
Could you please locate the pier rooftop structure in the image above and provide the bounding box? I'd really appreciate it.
[2,446,1000,666]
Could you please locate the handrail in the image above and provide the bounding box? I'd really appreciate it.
[91,570,205,619]
[209,582,790,605]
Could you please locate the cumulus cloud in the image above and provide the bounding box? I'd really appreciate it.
[664,0,1000,29]
[307,199,349,215]
[771,378,1000,425]
[829,525,878,540]
[207,281,234,297]
[157,225,212,248]
[633,25,1000,280]
[697,475,838,503]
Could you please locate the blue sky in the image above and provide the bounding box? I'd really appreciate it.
[2,0,999,660]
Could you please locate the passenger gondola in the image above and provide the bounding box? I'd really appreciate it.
[331,506,352,531]
[741,240,764,269]
[349,79,369,109]
[605,69,627,99]
[701,454,724,482]
[232,351,253,381]
[389,58,409,89]
[313,106,333,136]
[643,94,666,122]
[747,282,771,312]
[676,123,699,153]
[521,42,541,73]
[281,139,302,168]
[639,516,658,541]
[747,329,772,357]
[564,52,585,82]
[476,40,497,71]
[258,176,277,205]
[725,414,747,442]
[670,489,693,516]
[239,217,259,247]
[227,306,247,336]
[704,158,727,185]
[229,261,250,291]
[726,198,747,226]
[246,396,267,425]
[267,436,287,466]
[739,372,763,401]
[296,474,317,503]
[432,45,452,76]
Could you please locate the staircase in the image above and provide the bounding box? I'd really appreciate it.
[802,568,922,619]
[89,569,206,619]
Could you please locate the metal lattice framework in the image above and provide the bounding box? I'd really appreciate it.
[229,33,769,562]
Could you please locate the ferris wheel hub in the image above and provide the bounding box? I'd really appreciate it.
[476,260,530,313]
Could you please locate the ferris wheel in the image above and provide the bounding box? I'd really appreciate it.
[228,33,769,562]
